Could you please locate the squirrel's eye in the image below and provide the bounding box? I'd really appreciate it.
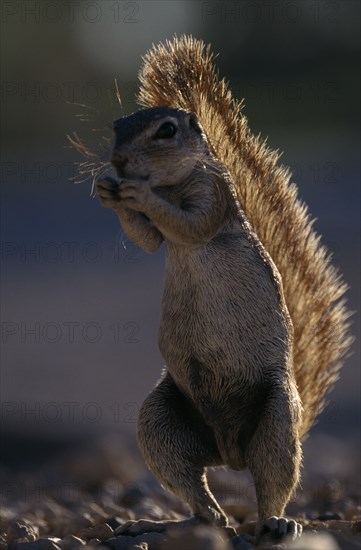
[153,122,177,140]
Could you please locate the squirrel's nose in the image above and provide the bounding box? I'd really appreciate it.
[110,151,128,170]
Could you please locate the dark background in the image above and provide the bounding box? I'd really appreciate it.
[1,0,360,495]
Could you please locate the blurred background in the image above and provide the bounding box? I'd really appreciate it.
[1,0,360,521]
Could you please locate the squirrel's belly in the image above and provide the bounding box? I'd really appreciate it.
[159,246,291,375]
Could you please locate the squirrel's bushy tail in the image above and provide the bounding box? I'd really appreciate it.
[137,35,353,438]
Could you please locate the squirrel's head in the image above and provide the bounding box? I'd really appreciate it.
[111,107,210,186]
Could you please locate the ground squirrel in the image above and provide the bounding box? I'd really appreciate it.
[74,36,352,541]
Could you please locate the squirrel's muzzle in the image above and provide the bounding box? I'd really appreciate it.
[110,151,128,176]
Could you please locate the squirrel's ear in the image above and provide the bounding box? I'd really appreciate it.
[189,113,203,135]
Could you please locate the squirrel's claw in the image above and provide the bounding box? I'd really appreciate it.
[259,516,302,541]
[96,177,121,208]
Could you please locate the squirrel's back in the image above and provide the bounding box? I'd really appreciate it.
[137,35,353,438]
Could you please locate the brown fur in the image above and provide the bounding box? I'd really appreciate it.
[82,36,352,540]
[137,35,353,439]
[96,106,302,537]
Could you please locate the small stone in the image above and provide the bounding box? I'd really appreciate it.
[326,520,353,532]
[60,536,86,550]
[16,539,62,550]
[288,532,340,549]
[7,523,39,543]
[100,536,148,550]
[304,520,328,531]
[0,507,17,532]
[159,526,232,550]
[316,512,342,521]
[114,525,130,537]
[134,532,165,550]
[352,520,361,533]
[230,534,252,550]
[106,519,127,531]
[77,524,114,542]
[9,538,31,548]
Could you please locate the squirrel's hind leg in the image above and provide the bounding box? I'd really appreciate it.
[117,372,236,537]
[245,384,303,541]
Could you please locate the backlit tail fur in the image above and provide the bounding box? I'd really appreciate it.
[137,35,353,438]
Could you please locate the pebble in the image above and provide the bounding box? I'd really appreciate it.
[137,532,169,550]
[352,520,361,533]
[288,532,340,549]
[158,526,232,550]
[77,524,114,542]
[0,509,16,533]
[7,523,39,543]
[316,512,342,521]
[230,534,253,550]
[100,535,152,550]
[16,538,62,550]
[105,519,128,531]
[326,520,353,532]
[60,536,86,550]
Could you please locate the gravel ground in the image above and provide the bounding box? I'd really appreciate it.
[1,432,360,550]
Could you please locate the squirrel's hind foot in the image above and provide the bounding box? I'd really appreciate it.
[115,517,237,538]
[258,516,302,541]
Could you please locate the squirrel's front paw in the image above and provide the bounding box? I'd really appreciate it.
[258,516,302,541]
[118,178,152,211]
[96,177,121,208]
[96,176,153,212]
